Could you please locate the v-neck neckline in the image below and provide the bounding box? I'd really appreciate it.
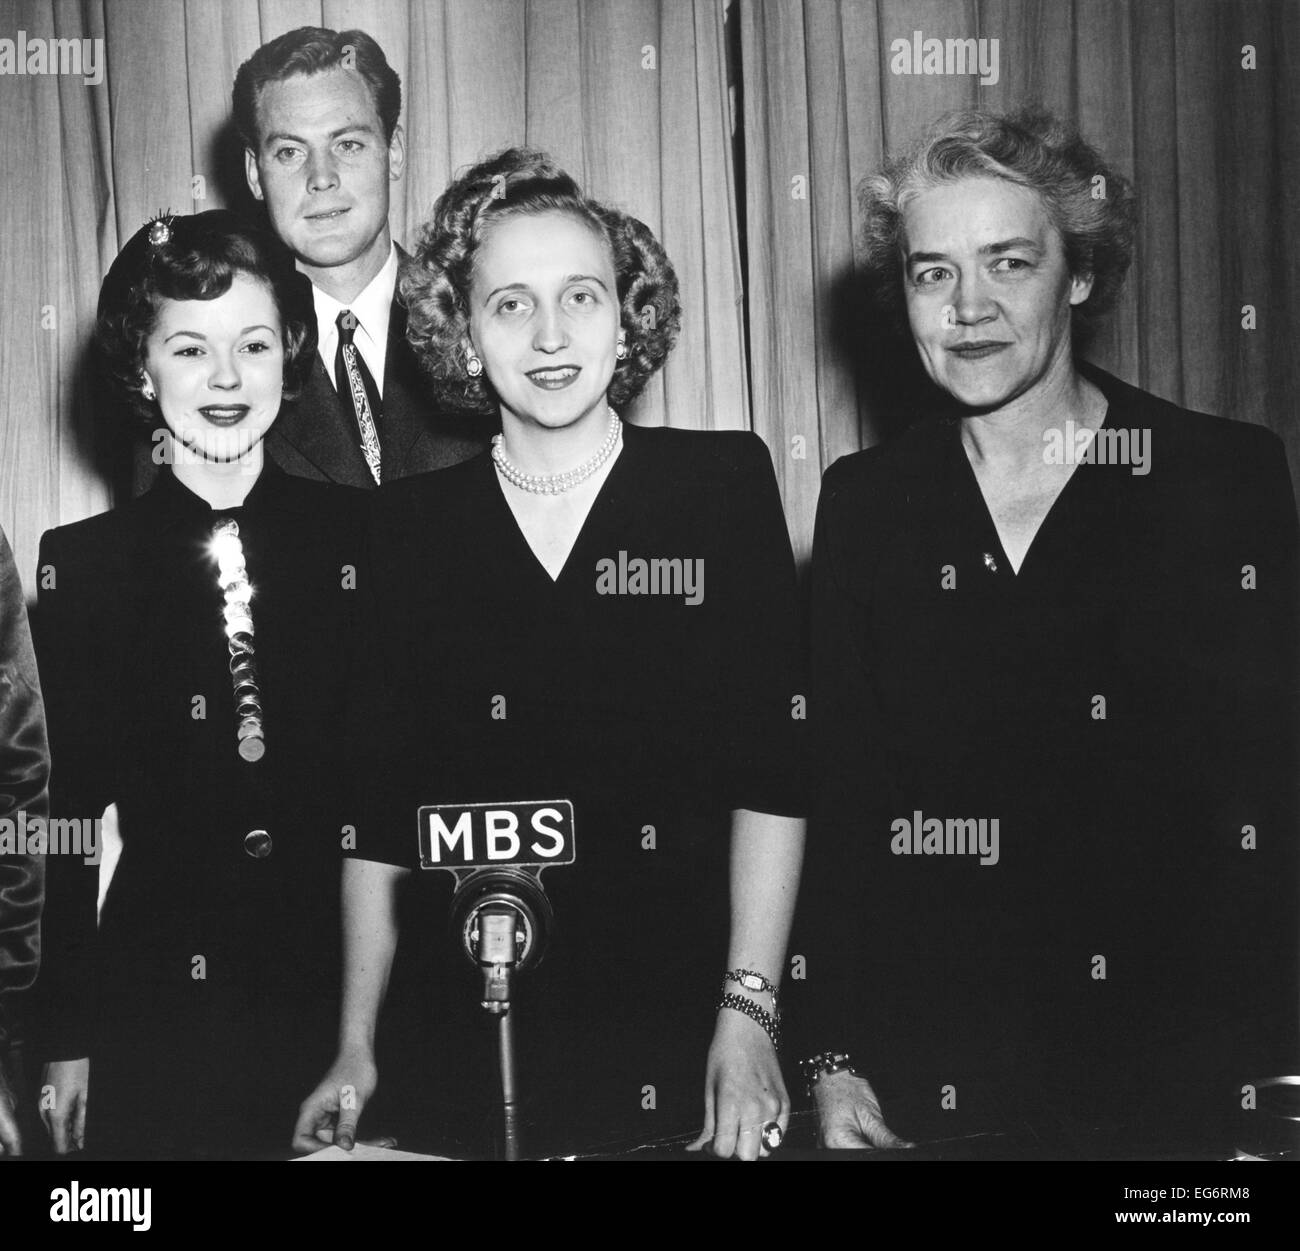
[952,401,1113,581]
[486,426,635,589]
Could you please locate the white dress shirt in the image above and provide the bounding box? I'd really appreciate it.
[312,242,399,398]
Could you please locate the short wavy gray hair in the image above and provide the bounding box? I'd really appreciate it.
[859,106,1136,339]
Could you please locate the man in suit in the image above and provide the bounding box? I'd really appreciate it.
[233,26,485,486]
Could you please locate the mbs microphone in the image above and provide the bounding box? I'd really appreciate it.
[417,799,576,1161]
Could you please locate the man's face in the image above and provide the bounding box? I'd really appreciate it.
[245,66,403,285]
[901,176,1092,412]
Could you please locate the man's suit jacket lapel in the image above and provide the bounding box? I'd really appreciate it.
[267,246,487,486]
[378,278,433,484]
[268,356,377,487]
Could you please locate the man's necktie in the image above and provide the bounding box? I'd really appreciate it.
[334,309,382,484]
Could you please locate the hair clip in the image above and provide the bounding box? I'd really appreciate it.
[146,211,175,249]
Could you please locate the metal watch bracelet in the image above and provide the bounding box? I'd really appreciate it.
[718,991,781,1050]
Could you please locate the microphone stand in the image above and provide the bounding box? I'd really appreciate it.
[472,907,525,1161]
[451,866,552,1161]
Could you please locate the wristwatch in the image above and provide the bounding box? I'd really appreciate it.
[723,967,780,1015]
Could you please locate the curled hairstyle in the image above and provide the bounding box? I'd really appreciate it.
[97,209,316,429]
[402,147,681,415]
[859,106,1136,340]
[232,26,402,148]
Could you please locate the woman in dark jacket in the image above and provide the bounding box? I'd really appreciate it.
[797,108,1298,1156]
[294,150,806,1161]
[37,211,368,1159]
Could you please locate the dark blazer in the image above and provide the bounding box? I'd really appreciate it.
[34,464,368,1156]
[266,247,488,486]
[0,526,47,1053]
[349,425,806,1156]
[791,363,1299,1146]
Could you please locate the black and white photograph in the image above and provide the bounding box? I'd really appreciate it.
[0,0,1296,1229]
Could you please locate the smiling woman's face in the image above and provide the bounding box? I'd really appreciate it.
[467,209,621,433]
[901,176,1093,412]
[142,272,284,463]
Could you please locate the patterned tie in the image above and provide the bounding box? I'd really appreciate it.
[334,309,382,484]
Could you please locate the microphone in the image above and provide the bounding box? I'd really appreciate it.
[416,799,576,1158]
[449,865,554,1010]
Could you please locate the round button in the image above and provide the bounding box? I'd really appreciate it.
[244,828,272,857]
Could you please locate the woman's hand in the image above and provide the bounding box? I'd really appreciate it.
[40,1058,89,1154]
[688,1007,788,1160]
[291,1046,379,1155]
[813,1068,911,1149]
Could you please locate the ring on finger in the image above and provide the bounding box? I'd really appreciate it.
[761,1120,784,1151]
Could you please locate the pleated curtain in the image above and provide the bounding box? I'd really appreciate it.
[741,0,1300,559]
[0,0,748,587]
[2,0,1297,581]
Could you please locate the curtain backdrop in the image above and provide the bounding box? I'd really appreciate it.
[742,0,1300,558]
[2,0,1297,583]
[0,0,747,586]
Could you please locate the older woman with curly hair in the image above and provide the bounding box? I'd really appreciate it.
[795,107,1298,1155]
[36,210,368,1158]
[294,149,805,1160]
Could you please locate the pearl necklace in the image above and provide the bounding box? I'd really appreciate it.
[491,408,622,495]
